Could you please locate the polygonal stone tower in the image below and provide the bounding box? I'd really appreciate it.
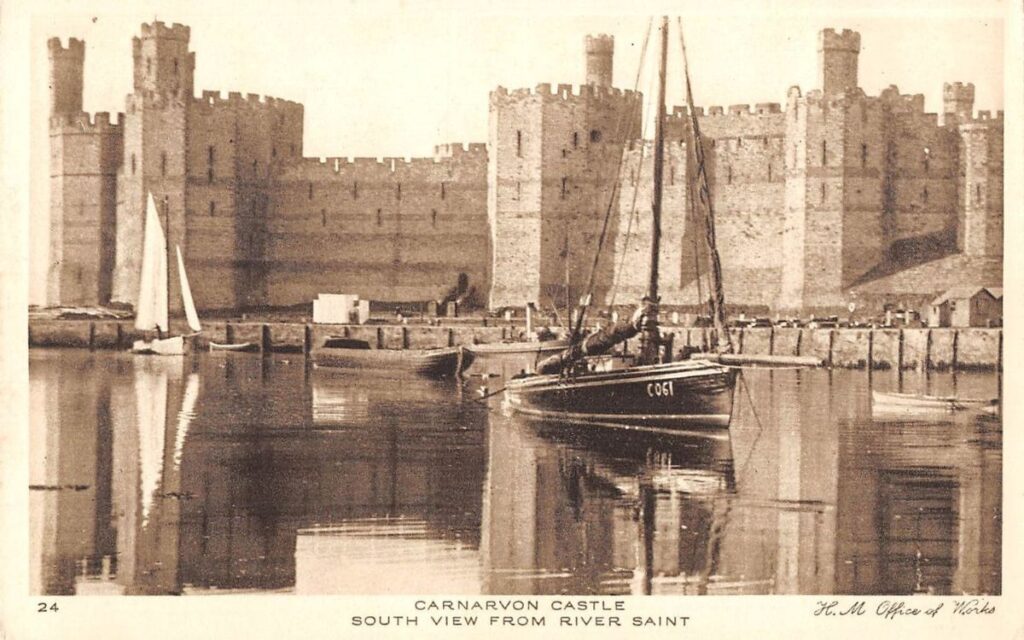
[943,81,975,125]
[48,37,123,307]
[585,34,614,88]
[818,28,860,95]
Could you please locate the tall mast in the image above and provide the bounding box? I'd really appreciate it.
[641,16,669,364]
[678,18,733,353]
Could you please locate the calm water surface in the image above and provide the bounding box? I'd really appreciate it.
[29,349,1001,596]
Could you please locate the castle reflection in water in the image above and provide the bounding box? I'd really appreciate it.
[29,350,1001,596]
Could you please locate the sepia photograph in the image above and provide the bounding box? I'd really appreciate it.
[1,0,1019,637]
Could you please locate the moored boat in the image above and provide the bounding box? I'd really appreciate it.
[208,341,259,353]
[311,337,461,378]
[131,193,202,356]
[872,391,999,416]
[505,17,738,432]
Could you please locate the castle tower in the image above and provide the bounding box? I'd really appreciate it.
[585,34,614,88]
[132,21,194,97]
[47,38,123,307]
[48,37,84,115]
[112,22,193,312]
[943,82,975,125]
[958,115,1003,256]
[818,29,860,95]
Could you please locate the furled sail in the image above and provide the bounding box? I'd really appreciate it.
[176,245,202,333]
[135,194,169,333]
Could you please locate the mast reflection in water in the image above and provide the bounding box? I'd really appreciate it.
[29,350,1000,595]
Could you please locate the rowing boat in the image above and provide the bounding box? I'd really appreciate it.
[311,337,462,378]
[871,391,999,415]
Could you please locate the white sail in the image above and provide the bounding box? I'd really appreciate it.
[176,245,202,333]
[135,194,169,333]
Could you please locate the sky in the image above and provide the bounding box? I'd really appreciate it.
[27,0,1006,304]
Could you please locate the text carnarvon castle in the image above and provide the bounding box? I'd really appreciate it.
[48,23,1002,314]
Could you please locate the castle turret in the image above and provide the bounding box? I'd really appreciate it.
[585,34,614,88]
[48,37,84,115]
[132,21,194,96]
[818,28,860,95]
[943,81,975,125]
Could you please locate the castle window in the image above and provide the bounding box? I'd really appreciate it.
[308,182,313,200]
[208,145,215,165]
[440,182,446,199]
[173,58,179,75]
[590,129,602,143]
[975,184,981,203]
[516,130,523,157]
[670,165,675,186]
[737,137,743,148]
[923,186,929,203]
[572,132,579,148]
[252,159,258,176]
[860,143,868,168]
[209,201,216,216]
[431,209,438,227]
[767,163,772,182]
[321,209,327,226]
[131,153,136,175]
[146,57,152,75]
[207,168,214,184]
[820,183,826,204]
[376,208,383,226]
[727,166,732,185]
[161,152,167,176]
[396,183,401,200]
[272,147,277,158]
[561,177,568,198]
[515,181,521,200]
[821,140,827,166]
[562,149,568,158]
[353,181,359,199]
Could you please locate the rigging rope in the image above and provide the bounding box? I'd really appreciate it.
[570,18,654,343]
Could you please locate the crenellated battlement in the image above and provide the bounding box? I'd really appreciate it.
[585,34,614,53]
[192,90,303,113]
[819,28,861,52]
[49,111,125,133]
[667,102,782,121]
[943,81,975,101]
[139,21,190,41]
[961,110,1004,127]
[490,83,640,105]
[47,37,84,56]
[433,142,488,159]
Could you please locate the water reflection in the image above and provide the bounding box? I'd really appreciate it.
[29,350,1000,595]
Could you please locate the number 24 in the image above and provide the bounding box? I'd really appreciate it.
[37,602,58,612]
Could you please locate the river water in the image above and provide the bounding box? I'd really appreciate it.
[28,348,1001,596]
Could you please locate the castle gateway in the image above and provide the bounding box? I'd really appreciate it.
[49,23,1001,315]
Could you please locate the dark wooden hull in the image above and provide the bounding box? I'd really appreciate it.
[461,339,569,377]
[310,346,461,378]
[505,359,736,433]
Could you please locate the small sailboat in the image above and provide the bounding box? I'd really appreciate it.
[505,17,737,431]
[132,194,202,356]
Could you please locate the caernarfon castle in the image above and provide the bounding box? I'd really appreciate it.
[48,22,1002,315]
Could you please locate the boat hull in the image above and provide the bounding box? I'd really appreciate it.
[871,391,999,416]
[461,340,569,376]
[209,341,259,353]
[505,359,736,431]
[132,335,188,356]
[311,346,461,378]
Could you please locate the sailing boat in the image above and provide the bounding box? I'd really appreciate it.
[132,193,202,356]
[504,17,737,430]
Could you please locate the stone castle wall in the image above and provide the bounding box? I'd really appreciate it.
[267,143,489,306]
[48,22,1003,316]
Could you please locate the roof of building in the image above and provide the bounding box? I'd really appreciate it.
[930,286,1003,305]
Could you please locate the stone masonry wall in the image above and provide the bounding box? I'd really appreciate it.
[267,143,488,306]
